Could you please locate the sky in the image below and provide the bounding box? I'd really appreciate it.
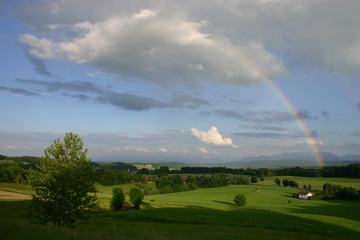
[0,0,360,164]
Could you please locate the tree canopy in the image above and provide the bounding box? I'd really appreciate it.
[27,132,97,227]
[129,187,144,209]
[233,194,247,206]
[110,187,125,210]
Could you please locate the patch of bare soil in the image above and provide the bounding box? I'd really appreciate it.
[0,191,31,200]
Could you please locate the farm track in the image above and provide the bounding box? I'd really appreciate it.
[0,191,31,200]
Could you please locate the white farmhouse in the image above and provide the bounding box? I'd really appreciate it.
[298,191,313,200]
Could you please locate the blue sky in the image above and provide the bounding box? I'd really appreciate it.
[1,0,360,163]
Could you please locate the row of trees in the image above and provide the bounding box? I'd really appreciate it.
[154,174,230,194]
[271,165,360,178]
[274,178,299,188]
[155,175,190,193]
[153,174,267,194]
[189,174,229,188]
[320,183,360,200]
[0,161,146,185]
[96,168,145,186]
[140,164,360,179]
[228,175,263,185]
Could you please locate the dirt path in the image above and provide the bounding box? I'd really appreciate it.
[0,191,31,200]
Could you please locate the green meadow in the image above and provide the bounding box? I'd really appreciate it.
[1,177,359,240]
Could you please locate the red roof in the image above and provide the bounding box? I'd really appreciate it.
[119,205,137,211]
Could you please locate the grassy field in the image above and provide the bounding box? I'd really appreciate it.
[1,177,360,240]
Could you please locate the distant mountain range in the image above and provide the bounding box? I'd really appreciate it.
[213,152,360,168]
[3,151,358,170]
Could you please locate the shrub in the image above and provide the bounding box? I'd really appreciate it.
[282,179,289,186]
[110,187,125,210]
[275,178,281,185]
[129,187,144,209]
[233,194,247,206]
[250,176,258,183]
[288,180,298,188]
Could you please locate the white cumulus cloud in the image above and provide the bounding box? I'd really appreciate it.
[19,9,286,86]
[191,126,238,148]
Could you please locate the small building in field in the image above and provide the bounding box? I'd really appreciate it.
[181,176,188,183]
[298,191,313,200]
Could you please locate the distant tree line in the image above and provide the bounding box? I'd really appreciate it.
[1,154,359,185]
[274,164,360,178]
[0,155,40,169]
[93,162,137,171]
[0,163,26,183]
[320,164,360,178]
[154,173,229,194]
[0,154,142,185]
[314,183,360,201]
[96,169,146,186]
[180,167,260,176]
[155,175,189,193]
[0,155,41,183]
[190,173,228,188]
[148,164,360,178]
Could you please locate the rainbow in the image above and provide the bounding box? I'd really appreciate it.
[230,46,326,167]
[264,78,326,167]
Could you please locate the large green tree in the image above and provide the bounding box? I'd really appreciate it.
[27,133,97,227]
[233,194,247,206]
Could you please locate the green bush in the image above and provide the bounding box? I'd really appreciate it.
[110,187,125,210]
[233,194,247,206]
[129,187,144,209]
[250,176,258,183]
